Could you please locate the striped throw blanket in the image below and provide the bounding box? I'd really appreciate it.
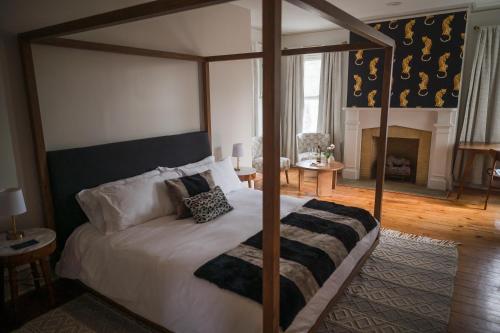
[194,199,378,330]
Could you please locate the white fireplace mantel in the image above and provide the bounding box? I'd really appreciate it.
[342,107,458,191]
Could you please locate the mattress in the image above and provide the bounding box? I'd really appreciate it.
[57,188,379,333]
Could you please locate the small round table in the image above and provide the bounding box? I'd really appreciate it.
[0,228,56,314]
[296,159,345,196]
[235,167,257,188]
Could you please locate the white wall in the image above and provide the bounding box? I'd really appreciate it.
[0,1,254,230]
[33,46,202,150]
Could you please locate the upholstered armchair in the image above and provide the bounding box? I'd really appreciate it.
[252,136,290,183]
[296,133,331,162]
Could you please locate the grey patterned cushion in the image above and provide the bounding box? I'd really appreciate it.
[183,186,233,223]
[165,170,215,219]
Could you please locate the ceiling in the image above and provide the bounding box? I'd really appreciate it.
[235,0,500,34]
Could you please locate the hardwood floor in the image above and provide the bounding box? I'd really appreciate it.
[264,168,500,333]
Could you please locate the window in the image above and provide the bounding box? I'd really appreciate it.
[302,54,322,133]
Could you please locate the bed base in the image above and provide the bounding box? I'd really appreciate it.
[70,231,379,333]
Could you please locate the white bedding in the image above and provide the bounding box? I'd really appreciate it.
[57,188,379,333]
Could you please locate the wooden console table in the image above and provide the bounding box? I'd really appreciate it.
[456,143,500,199]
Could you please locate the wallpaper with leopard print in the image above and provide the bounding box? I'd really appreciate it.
[347,11,467,108]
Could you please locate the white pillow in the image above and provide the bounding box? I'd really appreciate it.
[93,169,181,234]
[209,157,244,194]
[179,156,243,194]
[76,170,160,230]
[174,155,215,175]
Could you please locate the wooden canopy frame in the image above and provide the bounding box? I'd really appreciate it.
[18,1,394,332]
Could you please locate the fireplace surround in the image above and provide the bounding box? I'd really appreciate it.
[343,107,457,190]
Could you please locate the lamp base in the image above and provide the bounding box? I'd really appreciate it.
[6,230,24,240]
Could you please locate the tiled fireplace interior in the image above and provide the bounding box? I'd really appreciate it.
[360,126,432,186]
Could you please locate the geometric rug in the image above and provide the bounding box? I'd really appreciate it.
[317,229,459,333]
[14,229,458,333]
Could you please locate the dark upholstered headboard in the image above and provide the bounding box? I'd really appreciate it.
[47,131,211,251]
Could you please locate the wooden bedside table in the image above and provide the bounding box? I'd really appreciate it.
[0,228,56,315]
[235,167,257,188]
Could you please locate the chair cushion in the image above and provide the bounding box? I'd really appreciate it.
[253,157,290,173]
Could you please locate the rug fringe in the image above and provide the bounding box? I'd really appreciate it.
[381,228,460,247]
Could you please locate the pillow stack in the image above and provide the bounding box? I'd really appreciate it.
[76,155,242,234]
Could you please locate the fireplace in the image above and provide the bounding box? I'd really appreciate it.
[360,126,432,186]
[372,137,419,183]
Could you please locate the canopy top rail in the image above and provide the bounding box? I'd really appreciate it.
[19,0,394,51]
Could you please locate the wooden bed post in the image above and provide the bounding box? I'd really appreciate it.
[200,61,212,143]
[18,38,55,229]
[374,46,394,221]
[262,0,282,332]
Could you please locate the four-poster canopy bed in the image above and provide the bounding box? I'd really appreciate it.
[18,0,394,332]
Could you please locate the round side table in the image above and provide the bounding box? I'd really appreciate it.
[296,159,345,196]
[0,228,56,314]
[235,167,257,188]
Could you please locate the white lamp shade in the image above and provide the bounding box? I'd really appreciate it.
[232,143,244,158]
[0,188,27,217]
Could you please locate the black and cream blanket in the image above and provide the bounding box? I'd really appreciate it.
[194,199,378,330]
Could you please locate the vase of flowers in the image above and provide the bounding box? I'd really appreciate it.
[324,144,335,165]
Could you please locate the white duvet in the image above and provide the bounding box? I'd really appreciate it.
[57,188,379,333]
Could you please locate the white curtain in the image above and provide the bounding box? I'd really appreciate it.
[280,55,304,164]
[455,26,500,183]
[317,52,346,161]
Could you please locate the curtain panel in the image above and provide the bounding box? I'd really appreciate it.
[454,25,500,184]
[281,55,304,164]
[317,52,346,161]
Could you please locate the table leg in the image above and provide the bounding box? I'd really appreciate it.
[247,179,252,188]
[30,262,41,291]
[39,258,55,306]
[332,171,337,189]
[316,172,319,196]
[8,266,18,315]
[298,169,303,192]
[457,151,477,200]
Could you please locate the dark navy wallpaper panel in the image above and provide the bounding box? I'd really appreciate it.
[347,11,467,108]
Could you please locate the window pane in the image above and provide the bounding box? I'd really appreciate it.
[303,98,319,133]
[304,56,321,97]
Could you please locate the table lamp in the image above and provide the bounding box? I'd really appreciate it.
[0,188,27,240]
[232,143,244,171]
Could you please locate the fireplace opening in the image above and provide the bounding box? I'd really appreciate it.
[371,137,419,183]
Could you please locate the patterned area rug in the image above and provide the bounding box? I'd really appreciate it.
[14,229,458,333]
[317,229,458,333]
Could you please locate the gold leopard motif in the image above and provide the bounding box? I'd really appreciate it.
[452,73,461,97]
[354,49,364,65]
[373,23,382,31]
[440,15,454,42]
[368,57,379,81]
[460,33,465,59]
[389,20,398,30]
[424,15,435,25]
[403,19,416,45]
[401,55,413,80]
[400,89,410,107]
[368,90,377,107]
[437,52,450,78]
[421,36,432,62]
[418,72,429,96]
[353,74,363,97]
[435,89,447,107]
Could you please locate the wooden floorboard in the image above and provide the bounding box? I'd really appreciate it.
[263,168,500,333]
